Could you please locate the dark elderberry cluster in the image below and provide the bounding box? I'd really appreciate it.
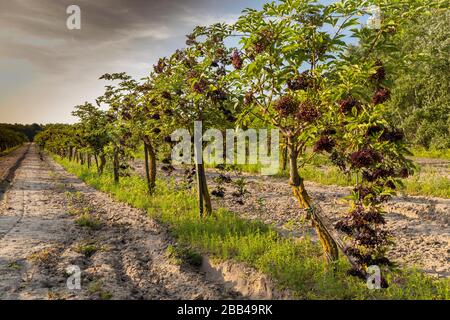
[193,78,208,94]
[253,38,268,54]
[380,128,404,143]
[353,185,375,201]
[287,72,312,91]
[361,166,409,191]
[335,206,390,251]
[150,113,160,120]
[186,34,197,46]
[250,29,274,56]
[273,95,297,116]
[207,89,228,103]
[367,125,404,143]
[372,87,391,105]
[154,58,167,74]
[161,91,172,100]
[339,95,361,114]
[231,50,243,70]
[215,47,226,59]
[187,70,198,80]
[349,148,381,168]
[313,135,335,153]
[244,91,254,106]
[297,101,320,122]
[163,135,173,144]
[322,128,337,136]
[367,124,383,136]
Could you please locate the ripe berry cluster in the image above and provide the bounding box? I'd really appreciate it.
[349,148,381,168]
[273,95,297,116]
[231,50,243,70]
[297,101,320,122]
[372,88,391,105]
[313,135,335,153]
[154,58,167,74]
[339,96,361,114]
[287,72,313,91]
[193,78,208,94]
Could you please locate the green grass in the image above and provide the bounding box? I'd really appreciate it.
[298,164,450,198]
[0,144,23,157]
[402,166,450,198]
[75,213,101,230]
[75,242,99,257]
[55,156,450,300]
[88,280,113,300]
[411,147,450,160]
[209,155,449,198]
[167,244,203,267]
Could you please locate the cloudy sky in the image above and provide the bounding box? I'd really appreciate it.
[0,0,262,124]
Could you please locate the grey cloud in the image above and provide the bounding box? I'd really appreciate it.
[0,0,259,123]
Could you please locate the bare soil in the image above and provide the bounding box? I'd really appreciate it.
[0,144,29,201]
[0,145,239,300]
[133,160,450,278]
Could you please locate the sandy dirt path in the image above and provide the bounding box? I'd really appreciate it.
[133,161,450,278]
[0,145,236,300]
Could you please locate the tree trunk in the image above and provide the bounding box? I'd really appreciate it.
[281,136,288,172]
[113,149,119,183]
[196,165,204,217]
[143,140,157,194]
[94,154,99,172]
[87,154,91,168]
[196,162,212,217]
[287,137,339,263]
[99,154,106,175]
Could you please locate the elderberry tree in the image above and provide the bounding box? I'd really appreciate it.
[232,0,375,262]
[97,73,139,183]
[319,59,414,286]
[123,76,175,194]
[71,102,110,174]
[131,81,161,194]
[311,0,440,282]
[34,124,76,159]
[152,24,240,217]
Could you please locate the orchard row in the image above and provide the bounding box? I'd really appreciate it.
[34,0,443,284]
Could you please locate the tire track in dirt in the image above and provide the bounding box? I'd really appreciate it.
[132,160,450,278]
[0,145,238,300]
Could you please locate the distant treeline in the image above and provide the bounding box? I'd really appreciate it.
[0,123,43,141]
[0,123,43,153]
